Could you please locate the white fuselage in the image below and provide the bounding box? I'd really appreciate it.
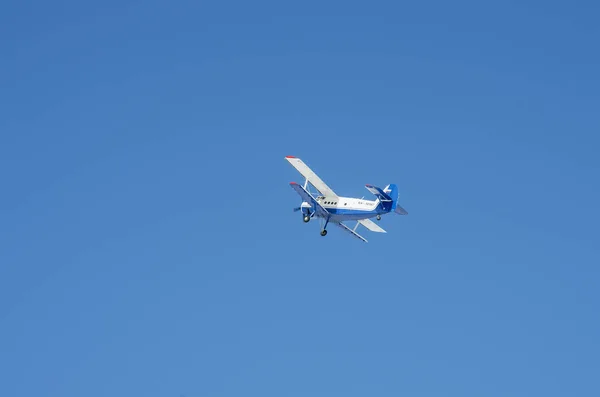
[315,195,378,211]
[301,195,383,221]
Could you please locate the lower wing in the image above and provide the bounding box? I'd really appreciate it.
[357,218,386,233]
[335,222,368,242]
[395,205,408,215]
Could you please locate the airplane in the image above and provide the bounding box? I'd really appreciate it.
[286,156,408,242]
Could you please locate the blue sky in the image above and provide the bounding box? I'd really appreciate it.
[1,0,599,395]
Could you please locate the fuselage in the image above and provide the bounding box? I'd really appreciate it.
[312,195,388,221]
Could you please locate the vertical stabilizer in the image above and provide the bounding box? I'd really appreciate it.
[387,184,399,211]
[365,183,398,212]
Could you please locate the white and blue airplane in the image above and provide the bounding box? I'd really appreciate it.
[286,156,408,242]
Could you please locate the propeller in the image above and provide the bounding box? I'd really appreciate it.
[293,207,302,212]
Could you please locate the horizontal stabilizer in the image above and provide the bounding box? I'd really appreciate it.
[357,218,386,233]
[395,205,408,215]
[335,222,368,242]
[365,184,393,202]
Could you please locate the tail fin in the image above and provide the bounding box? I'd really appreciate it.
[365,184,393,202]
[366,183,407,214]
[388,184,408,215]
[386,184,399,211]
[365,183,397,211]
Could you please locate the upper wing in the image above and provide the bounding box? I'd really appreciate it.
[335,222,368,242]
[289,182,329,217]
[357,218,386,233]
[285,156,338,197]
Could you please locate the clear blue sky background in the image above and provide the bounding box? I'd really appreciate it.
[1,1,599,396]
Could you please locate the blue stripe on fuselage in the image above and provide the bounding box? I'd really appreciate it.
[318,206,390,220]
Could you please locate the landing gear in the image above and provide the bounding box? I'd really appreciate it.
[320,217,330,236]
[303,215,310,223]
[376,214,381,221]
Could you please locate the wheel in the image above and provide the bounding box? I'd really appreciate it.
[303,215,310,223]
[376,215,381,220]
[320,230,328,236]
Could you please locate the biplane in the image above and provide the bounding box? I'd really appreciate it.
[286,156,408,242]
